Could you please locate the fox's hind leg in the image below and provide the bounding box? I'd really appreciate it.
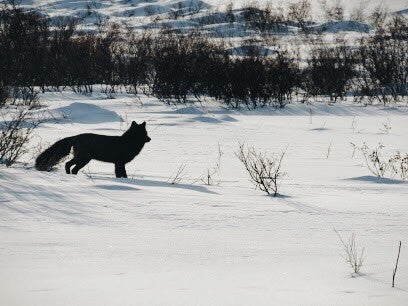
[115,163,127,178]
[65,158,77,174]
[71,159,91,175]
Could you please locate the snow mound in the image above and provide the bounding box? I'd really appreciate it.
[394,9,408,15]
[311,20,372,33]
[228,45,276,56]
[54,102,122,124]
[174,106,205,115]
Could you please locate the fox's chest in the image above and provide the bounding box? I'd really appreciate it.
[110,143,144,163]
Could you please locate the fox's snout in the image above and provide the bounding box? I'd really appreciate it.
[146,137,151,143]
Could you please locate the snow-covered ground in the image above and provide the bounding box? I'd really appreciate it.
[1,91,407,305]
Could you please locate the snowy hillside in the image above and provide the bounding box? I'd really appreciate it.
[17,0,408,31]
[1,90,408,305]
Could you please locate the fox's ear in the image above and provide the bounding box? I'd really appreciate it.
[131,121,137,128]
[141,121,146,127]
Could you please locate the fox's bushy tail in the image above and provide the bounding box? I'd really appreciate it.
[35,136,75,171]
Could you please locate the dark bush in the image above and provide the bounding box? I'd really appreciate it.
[303,41,356,101]
[150,30,228,103]
[0,81,9,107]
[242,3,287,33]
[0,7,49,88]
[265,51,301,107]
[356,16,408,104]
[213,51,300,109]
[225,55,268,108]
[287,0,312,32]
[150,31,199,102]
[121,31,154,94]
[0,109,38,167]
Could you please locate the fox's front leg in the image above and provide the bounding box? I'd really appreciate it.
[115,163,127,178]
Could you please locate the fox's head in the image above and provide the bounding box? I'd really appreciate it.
[130,121,151,143]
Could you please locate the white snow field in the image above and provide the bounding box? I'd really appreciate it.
[0,90,408,305]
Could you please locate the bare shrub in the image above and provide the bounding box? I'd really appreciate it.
[392,152,408,180]
[288,0,312,32]
[326,141,332,159]
[0,82,9,107]
[356,16,408,105]
[200,144,223,186]
[369,4,388,29]
[168,2,185,20]
[0,7,49,88]
[320,0,344,22]
[225,2,235,24]
[349,117,362,134]
[122,30,154,96]
[101,84,116,99]
[0,109,38,166]
[392,241,402,288]
[335,229,365,275]
[242,2,287,34]
[217,50,300,109]
[349,1,367,23]
[236,143,286,196]
[357,143,408,180]
[168,164,187,184]
[9,87,40,108]
[359,143,396,178]
[379,118,391,135]
[221,54,267,109]
[388,14,408,40]
[264,50,301,107]
[303,39,356,102]
[150,30,228,103]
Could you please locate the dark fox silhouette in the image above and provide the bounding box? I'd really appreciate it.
[35,121,151,178]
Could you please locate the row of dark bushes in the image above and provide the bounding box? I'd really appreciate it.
[1,6,407,108]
